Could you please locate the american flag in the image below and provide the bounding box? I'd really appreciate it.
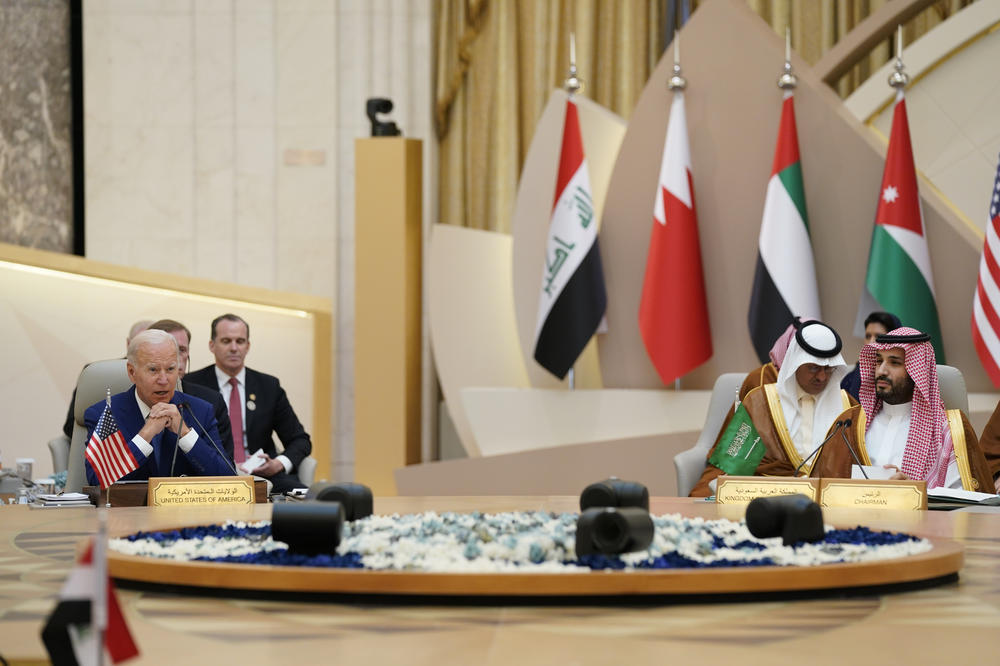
[972,153,1000,387]
[84,399,138,489]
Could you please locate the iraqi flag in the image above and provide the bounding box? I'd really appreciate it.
[638,89,712,384]
[41,540,139,665]
[533,98,608,379]
[971,152,1000,386]
[856,90,944,359]
[748,92,821,363]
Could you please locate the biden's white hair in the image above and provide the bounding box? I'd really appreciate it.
[127,328,179,365]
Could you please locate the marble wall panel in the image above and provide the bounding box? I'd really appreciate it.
[0,0,72,252]
[276,6,337,128]
[194,8,235,128]
[104,12,192,127]
[88,125,195,247]
[193,127,236,244]
[234,4,275,129]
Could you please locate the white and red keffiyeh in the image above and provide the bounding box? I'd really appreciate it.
[858,327,947,486]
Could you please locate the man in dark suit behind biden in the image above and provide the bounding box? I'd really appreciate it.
[185,313,312,494]
[83,329,233,488]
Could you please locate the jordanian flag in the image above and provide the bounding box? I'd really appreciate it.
[856,90,944,359]
[748,92,821,363]
[533,98,608,379]
[639,89,712,384]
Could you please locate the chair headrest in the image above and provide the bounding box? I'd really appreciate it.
[935,364,968,414]
[74,359,132,424]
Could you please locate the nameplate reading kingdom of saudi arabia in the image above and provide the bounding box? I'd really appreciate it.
[148,476,255,507]
[715,476,819,504]
[819,478,927,511]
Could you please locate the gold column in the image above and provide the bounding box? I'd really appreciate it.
[354,138,423,495]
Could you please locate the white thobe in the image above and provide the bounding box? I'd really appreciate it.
[866,401,961,489]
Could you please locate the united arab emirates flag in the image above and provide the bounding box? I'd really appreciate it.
[638,88,712,385]
[709,403,765,476]
[856,90,944,360]
[533,98,608,379]
[748,92,821,363]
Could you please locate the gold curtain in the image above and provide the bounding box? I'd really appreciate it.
[435,0,975,233]
[748,0,976,95]
[435,0,666,233]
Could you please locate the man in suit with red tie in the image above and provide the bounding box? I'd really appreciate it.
[185,314,312,494]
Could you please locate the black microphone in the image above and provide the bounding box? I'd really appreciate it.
[169,411,182,477]
[179,402,240,476]
[838,418,869,479]
[794,420,845,475]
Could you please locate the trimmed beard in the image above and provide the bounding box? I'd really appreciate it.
[875,374,915,405]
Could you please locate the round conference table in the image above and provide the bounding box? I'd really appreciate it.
[1,496,998,665]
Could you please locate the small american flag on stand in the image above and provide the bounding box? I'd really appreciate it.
[84,388,138,489]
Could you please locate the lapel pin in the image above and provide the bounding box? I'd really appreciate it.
[247,400,256,411]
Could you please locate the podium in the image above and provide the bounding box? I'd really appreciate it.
[354,137,423,495]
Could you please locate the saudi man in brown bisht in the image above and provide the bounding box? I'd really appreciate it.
[858,327,993,491]
[737,320,796,401]
[690,320,864,497]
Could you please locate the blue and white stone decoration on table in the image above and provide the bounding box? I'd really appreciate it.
[109,511,930,572]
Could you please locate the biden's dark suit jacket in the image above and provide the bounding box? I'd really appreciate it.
[84,387,233,486]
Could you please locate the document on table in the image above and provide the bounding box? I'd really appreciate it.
[851,465,896,480]
[927,487,1000,505]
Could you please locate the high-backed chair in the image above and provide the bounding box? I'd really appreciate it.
[297,456,318,486]
[936,364,968,414]
[48,434,71,475]
[674,373,745,497]
[65,359,132,492]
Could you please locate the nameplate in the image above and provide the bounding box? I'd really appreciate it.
[819,478,927,511]
[715,476,819,504]
[148,476,256,507]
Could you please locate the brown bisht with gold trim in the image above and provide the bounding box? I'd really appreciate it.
[689,386,863,497]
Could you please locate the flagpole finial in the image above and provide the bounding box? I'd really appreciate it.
[777,27,797,89]
[667,33,686,91]
[564,32,583,95]
[105,386,112,406]
[888,25,909,89]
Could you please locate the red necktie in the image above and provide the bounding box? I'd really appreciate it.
[229,377,246,463]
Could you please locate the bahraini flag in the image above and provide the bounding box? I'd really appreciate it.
[638,88,712,383]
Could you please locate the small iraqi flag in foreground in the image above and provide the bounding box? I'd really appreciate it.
[42,532,139,666]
